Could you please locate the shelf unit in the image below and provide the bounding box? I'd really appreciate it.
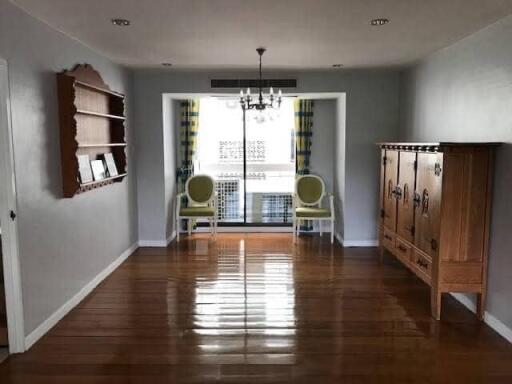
[57,64,127,197]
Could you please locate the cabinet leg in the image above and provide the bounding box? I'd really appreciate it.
[476,292,486,321]
[431,289,441,320]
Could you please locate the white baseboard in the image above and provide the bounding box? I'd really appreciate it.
[335,233,378,247]
[139,231,176,247]
[193,226,293,233]
[24,242,139,350]
[451,293,512,344]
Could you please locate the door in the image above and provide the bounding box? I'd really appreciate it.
[383,150,398,231]
[396,151,417,243]
[0,59,25,353]
[414,152,443,258]
[196,97,295,225]
[244,104,295,224]
[379,149,386,226]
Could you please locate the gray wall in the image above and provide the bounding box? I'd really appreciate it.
[0,0,138,335]
[400,15,512,329]
[310,99,336,232]
[163,97,177,240]
[132,70,401,243]
[334,96,347,239]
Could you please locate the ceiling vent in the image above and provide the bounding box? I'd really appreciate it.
[210,79,297,89]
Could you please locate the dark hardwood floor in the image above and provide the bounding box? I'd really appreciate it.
[1,233,511,383]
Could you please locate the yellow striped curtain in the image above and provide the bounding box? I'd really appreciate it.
[294,100,314,231]
[177,100,200,193]
[294,100,314,175]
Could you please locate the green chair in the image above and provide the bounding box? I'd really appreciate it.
[293,174,335,243]
[176,174,217,241]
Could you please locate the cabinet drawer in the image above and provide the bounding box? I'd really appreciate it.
[382,227,395,251]
[395,237,412,264]
[412,249,432,279]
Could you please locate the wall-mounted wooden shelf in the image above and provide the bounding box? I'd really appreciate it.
[77,143,127,148]
[76,109,126,120]
[57,64,127,198]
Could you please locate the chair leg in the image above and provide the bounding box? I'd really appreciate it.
[319,221,323,237]
[330,218,334,244]
[188,219,192,236]
[176,217,180,242]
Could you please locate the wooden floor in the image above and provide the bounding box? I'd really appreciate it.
[1,233,511,383]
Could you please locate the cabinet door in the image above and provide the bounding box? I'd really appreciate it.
[414,152,443,258]
[379,149,386,225]
[397,151,417,243]
[383,150,399,231]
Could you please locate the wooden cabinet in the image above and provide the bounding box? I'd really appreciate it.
[378,143,499,320]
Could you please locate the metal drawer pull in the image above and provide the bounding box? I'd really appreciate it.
[416,259,429,269]
[431,239,438,251]
[397,244,408,252]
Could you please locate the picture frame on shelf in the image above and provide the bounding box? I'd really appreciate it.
[77,154,93,183]
[102,153,118,177]
[90,160,106,181]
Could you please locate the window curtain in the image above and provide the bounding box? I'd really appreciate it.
[177,99,200,193]
[294,100,314,175]
[294,99,314,231]
[177,100,200,231]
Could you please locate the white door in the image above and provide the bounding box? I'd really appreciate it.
[0,58,25,353]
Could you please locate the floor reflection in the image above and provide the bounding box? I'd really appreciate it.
[192,235,296,358]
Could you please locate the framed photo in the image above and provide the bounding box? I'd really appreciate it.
[77,154,93,183]
[90,160,106,181]
[102,153,118,177]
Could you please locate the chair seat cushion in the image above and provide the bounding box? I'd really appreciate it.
[180,206,215,217]
[295,207,331,218]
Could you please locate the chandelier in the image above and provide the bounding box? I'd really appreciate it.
[240,48,282,111]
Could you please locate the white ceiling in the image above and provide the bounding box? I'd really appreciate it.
[11,0,512,69]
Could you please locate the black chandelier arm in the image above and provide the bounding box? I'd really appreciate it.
[239,47,282,111]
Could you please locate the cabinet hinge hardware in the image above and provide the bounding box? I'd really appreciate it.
[434,163,442,176]
[10,210,16,221]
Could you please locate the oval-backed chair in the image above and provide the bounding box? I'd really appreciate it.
[293,174,335,243]
[176,174,217,241]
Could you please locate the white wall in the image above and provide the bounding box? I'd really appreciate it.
[132,70,400,243]
[400,15,512,331]
[0,0,138,335]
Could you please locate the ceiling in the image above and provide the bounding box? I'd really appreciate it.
[11,0,512,69]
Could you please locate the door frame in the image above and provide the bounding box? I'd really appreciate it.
[0,58,25,353]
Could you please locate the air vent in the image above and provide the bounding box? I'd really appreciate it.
[211,79,297,89]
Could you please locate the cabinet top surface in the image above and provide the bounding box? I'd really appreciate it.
[378,142,501,152]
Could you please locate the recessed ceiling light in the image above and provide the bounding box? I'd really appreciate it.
[111,18,130,26]
[332,64,343,68]
[162,63,173,67]
[370,18,389,26]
